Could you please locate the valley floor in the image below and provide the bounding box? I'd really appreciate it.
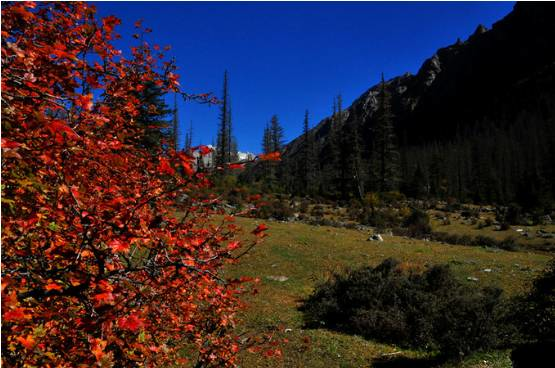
[225,217,551,368]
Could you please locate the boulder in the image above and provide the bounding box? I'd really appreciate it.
[539,215,552,225]
[266,275,289,282]
[368,234,384,242]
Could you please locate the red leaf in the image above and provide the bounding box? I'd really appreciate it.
[17,335,35,350]
[196,145,213,156]
[1,138,21,149]
[258,152,281,161]
[3,307,31,321]
[93,292,114,305]
[47,120,80,143]
[76,93,93,110]
[252,223,269,236]
[157,157,175,175]
[228,163,245,170]
[227,241,240,251]
[108,239,130,253]
[102,15,121,33]
[118,313,144,332]
[45,282,63,291]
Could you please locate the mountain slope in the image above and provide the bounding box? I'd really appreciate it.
[278,2,555,206]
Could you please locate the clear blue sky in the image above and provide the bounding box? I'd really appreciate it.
[93,1,514,153]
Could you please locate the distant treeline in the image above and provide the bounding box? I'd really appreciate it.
[241,88,555,212]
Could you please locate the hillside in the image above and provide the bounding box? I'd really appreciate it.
[276,2,555,207]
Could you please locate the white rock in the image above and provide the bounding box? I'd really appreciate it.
[368,234,384,242]
[266,275,289,282]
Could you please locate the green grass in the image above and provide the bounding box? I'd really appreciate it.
[429,210,555,252]
[224,217,552,368]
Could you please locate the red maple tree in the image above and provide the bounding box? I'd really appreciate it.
[1,2,270,366]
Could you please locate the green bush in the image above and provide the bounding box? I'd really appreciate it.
[257,199,293,220]
[403,209,432,236]
[508,260,555,367]
[511,260,555,343]
[301,259,506,358]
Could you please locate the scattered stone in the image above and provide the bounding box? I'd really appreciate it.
[368,234,384,242]
[266,275,289,282]
[516,228,524,232]
[482,268,492,273]
[467,276,479,282]
[539,215,552,225]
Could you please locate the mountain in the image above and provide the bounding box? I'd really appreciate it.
[277,2,555,208]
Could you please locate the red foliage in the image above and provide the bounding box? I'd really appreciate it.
[257,152,281,161]
[1,3,266,366]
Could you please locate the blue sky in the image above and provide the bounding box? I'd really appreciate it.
[93,1,514,153]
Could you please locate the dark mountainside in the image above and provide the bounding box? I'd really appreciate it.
[267,2,555,209]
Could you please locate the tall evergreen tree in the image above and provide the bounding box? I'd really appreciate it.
[261,123,274,186]
[341,108,365,200]
[301,110,316,195]
[269,115,284,153]
[216,70,230,166]
[262,123,273,155]
[134,81,172,153]
[184,120,193,151]
[369,74,400,192]
[324,95,343,197]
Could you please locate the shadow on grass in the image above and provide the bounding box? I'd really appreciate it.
[371,354,446,368]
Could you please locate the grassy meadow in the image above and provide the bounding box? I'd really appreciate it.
[224,216,551,368]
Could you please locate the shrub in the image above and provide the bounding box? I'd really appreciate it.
[508,261,555,367]
[311,204,325,218]
[498,204,523,225]
[258,199,294,220]
[299,199,310,214]
[403,209,432,236]
[511,260,555,343]
[380,191,406,206]
[301,259,506,358]
[1,3,269,366]
[500,222,511,231]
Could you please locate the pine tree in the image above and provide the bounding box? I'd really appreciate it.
[134,80,172,153]
[184,120,193,151]
[369,74,400,192]
[269,115,284,153]
[325,95,343,197]
[262,123,273,155]
[301,110,315,195]
[261,123,274,186]
[216,70,230,166]
[342,108,365,200]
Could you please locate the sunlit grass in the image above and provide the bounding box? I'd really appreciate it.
[224,216,551,367]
